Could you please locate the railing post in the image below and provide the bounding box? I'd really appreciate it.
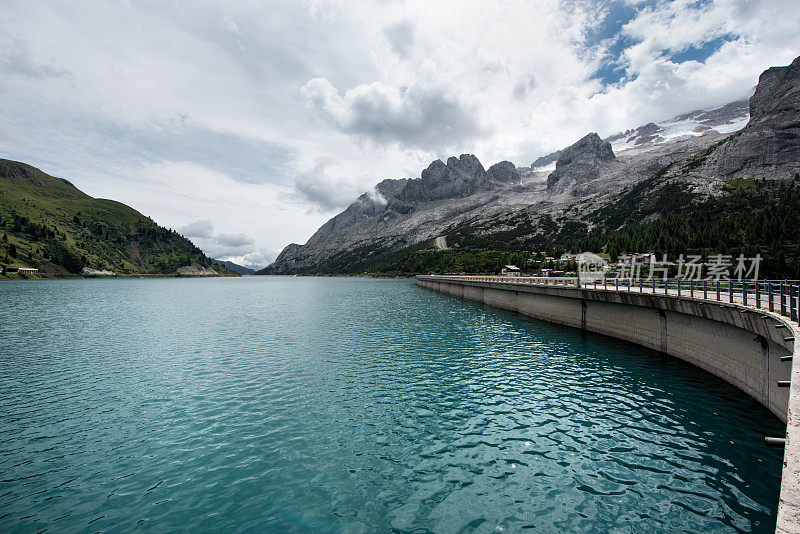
[604,278,607,290]
[769,283,774,312]
[794,286,800,324]
[730,280,734,303]
[652,278,656,294]
[678,279,682,297]
[639,278,642,293]
[703,280,707,300]
[716,280,720,301]
[792,285,798,322]
[743,281,748,306]
[755,282,761,309]
[615,279,619,291]
[781,282,787,316]
[690,280,694,298]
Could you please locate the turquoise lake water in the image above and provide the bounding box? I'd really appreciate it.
[0,277,785,532]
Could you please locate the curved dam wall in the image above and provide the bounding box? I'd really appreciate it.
[417,276,800,534]
[418,276,793,419]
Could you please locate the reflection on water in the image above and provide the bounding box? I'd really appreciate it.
[0,277,784,532]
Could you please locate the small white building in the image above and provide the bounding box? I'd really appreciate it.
[18,267,38,273]
[501,265,521,277]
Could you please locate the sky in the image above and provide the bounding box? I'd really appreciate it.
[1,0,798,268]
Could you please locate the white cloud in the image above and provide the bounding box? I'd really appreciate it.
[301,78,484,150]
[178,219,214,239]
[220,248,276,270]
[215,233,254,248]
[0,0,798,260]
[292,160,361,212]
[78,159,329,263]
[383,20,415,59]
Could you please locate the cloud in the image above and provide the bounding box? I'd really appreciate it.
[0,0,799,256]
[0,49,71,80]
[384,20,414,59]
[512,75,537,100]
[175,218,253,256]
[220,248,277,270]
[301,77,485,150]
[222,15,239,34]
[292,159,378,212]
[214,232,254,248]
[178,219,213,239]
[82,159,329,263]
[177,220,256,258]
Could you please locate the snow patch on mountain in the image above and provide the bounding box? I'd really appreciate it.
[607,99,750,155]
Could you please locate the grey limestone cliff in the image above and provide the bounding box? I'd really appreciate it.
[546,133,615,193]
[486,160,521,185]
[399,154,486,204]
[706,56,800,180]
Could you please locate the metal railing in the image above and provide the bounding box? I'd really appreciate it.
[423,274,579,287]
[585,278,800,325]
[420,275,800,325]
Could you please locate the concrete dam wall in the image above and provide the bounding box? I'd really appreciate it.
[417,275,800,534]
[418,276,794,420]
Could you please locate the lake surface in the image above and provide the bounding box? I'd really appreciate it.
[0,277,785,532]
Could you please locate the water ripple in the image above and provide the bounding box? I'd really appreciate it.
[0,277,785,533]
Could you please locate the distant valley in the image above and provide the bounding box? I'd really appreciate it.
[212,259,256,275]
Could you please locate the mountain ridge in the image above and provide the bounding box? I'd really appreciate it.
[261,55,799,276]
[0,159,232,277]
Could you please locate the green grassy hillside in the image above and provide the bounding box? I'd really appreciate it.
[0,159,230,277]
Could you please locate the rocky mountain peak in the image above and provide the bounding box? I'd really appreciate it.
[706,55,800,181]
[421,159,446,178]
[264,57,796,275]
[638,122,659,135]
[546,133,615,193]
[400,153,487,204]
[530,150,562,169]
[749,55,800,124]
[375,177,409,199]
[486,161,520,183]
[445,154,485,178]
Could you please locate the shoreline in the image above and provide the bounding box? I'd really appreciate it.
[0,272,241,281]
